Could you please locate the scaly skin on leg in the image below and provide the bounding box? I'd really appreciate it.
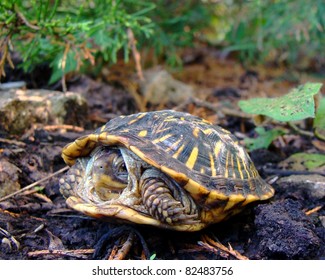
[140,169,199,225]
[59,157,88,198]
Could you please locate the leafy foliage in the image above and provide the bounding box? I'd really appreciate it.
[238,83,322,122]
[282,153,325,171]
[244,127,286,151]
[0,0,212,82]
[211,0,325,66]
[240,83,324,150]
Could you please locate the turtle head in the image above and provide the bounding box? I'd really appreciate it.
[90,147,128,200]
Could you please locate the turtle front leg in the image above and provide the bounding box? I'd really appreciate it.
[140,169,199,225]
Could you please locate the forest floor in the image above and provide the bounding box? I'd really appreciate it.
[0,47,324,260]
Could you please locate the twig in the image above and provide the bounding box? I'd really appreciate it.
[287,122,314,137]
[127,28,144,81]
[0,166,69,202]
[200,234,249,260]
[108,245,119,260]
[27,248,94,258]
[0,227,20,250]
[123,80,147,112]
[0,137,26,147]
[111,232,135,260]
[305,205,322,216]
[43,124,84,132]
[14,6,40,30]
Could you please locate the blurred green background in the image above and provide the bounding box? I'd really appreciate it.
[1,0,324,83]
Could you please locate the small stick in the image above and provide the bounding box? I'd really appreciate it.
[14,6,40,30]
[127,28,144,81]
[27,248,94,258]
[113,232,135,260]
[200,234,249,260]
[0,137,26,147]
[0,166,69,202]
[43,124,84,132]
[287,122,314,137]
[305,205,322,216]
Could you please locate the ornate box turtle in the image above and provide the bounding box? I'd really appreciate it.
[59,110,274,231]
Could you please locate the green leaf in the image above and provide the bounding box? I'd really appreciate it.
[238,83,322,122]
[281,153,325,171]
[244,127,286,151]
[149,253,156,260]
[314,97,325,130]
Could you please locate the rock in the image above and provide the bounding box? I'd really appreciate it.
[140,68,194,105]
[0,89,88,135]
[277,175,325,200]
[0,158,21,198]
[254,199,322,259]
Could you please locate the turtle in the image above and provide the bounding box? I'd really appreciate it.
[59,110,274,231]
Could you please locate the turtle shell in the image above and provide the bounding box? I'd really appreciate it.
[62,110,274,228]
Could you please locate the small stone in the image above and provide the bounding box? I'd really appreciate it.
[0,158,21,198]
[140,68,193,105]
[277,175,325,200]
[0,89,88,135]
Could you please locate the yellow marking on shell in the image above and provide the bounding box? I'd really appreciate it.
[192,127,200,138]
[220,127,231,134]
[164,119,177,122]
[160,165,188,182]
[155,127,171,134]
[201,119,212,124]
[260,187,275,200]
[204,189,229,203]
[172,144,185,159]
[185,146,199,169]
[224,150,230,178]
[180,117,185,121]
[200,167,205,174]
[250,165,258,177]
[241,159,250,179]
[97,132,118,144]
[128,113,146,125]
[223,194,246,211]
[201,208,229,224]
[99,125,106,132]
[138,130,148,137]
[241,194,259,206]
[236,156,244,179]
[202,128,213,135]
[152,133,173,144]
[209,153,216,176]
[129,145,158,168]
[214,141,223,158]
[183,179,209,198]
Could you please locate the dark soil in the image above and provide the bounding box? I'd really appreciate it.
[0,50,324,260]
